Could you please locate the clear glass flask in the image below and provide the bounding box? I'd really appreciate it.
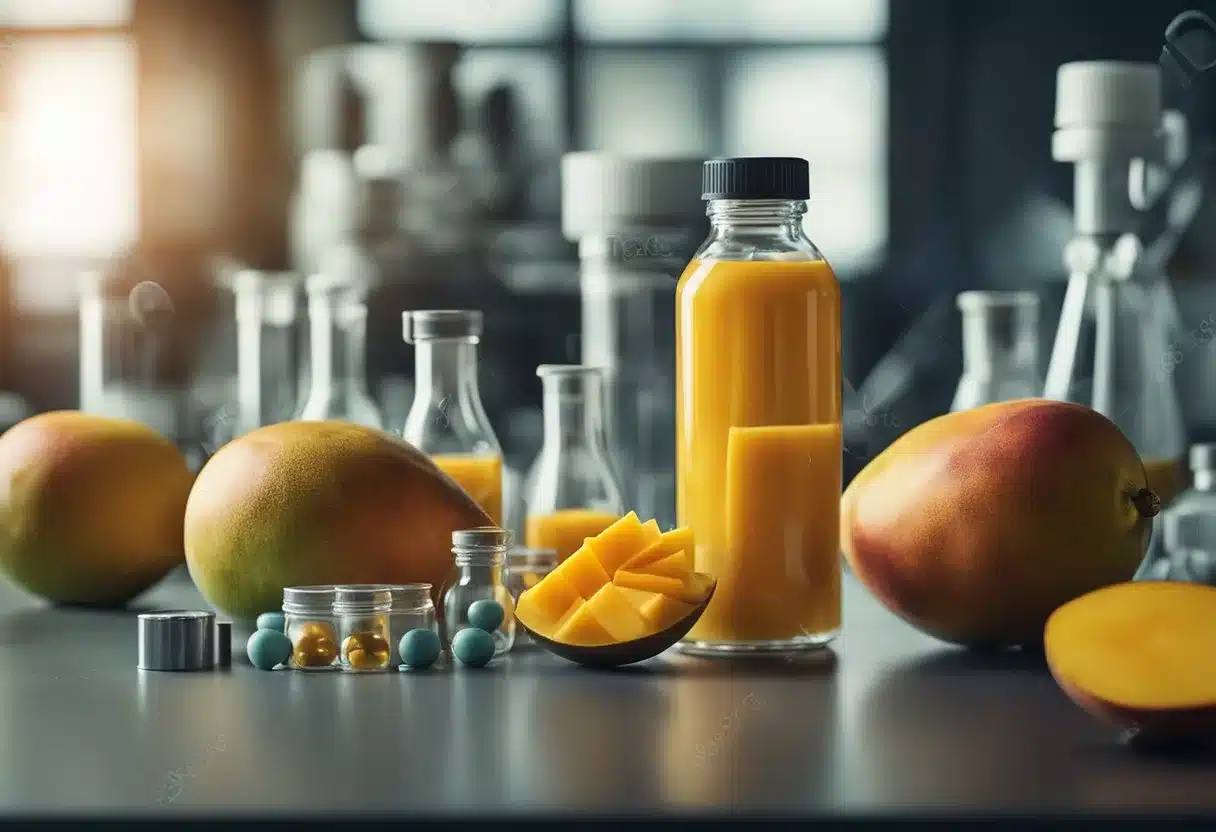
[521,365,627,563]
[1045,62,1189,508]
[675,157,842,656]
[441,527,515,657]
[951,291,1043,411]
[296,273,383,428]
[1154,444,1216,585]
[402,310,504,525]
[211,270,301,447]
[561,153,705,531]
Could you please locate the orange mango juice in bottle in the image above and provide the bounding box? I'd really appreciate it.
[675,157,842,654]
[402,310,504,525]
[525,508,621,562]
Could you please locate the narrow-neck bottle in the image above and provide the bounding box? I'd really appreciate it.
[296,274,382,428]
[233,270,300,436]
[675,157,842,656]
[523,365,626,562]
[402,310,503,524]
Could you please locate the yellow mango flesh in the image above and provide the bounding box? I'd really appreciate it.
[637,550,692,582]
[515,512,715,646]
[641,593,696,631]
[620,526,695,572]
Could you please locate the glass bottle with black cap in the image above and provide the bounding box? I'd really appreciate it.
[675,157,843,656]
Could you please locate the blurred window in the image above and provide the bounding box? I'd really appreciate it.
[0,35,138,260]
[357,0,564,43]
[0,0,132,28]
[575,0,886,43]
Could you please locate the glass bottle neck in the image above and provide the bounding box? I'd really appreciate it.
[309,294,369,397]
[542,374,611,458]
[708,198,806,229]
[1194,469,1214,492]
[701,199,816,258]
[453,556,506,577]
[413,338,483,403]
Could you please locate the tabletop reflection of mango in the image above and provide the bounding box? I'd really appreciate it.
[515,512,713,647]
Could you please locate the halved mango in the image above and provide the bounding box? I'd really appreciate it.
[548,540,611,598]
[554,601,615,646]
[641,593,696,631]
[614,569,685,596]
[672,571,716,604]
[583,584,650,642]
[589,512,663,575]
[515,571,580,633]
[637,550,693,582]
[620,526,694,572]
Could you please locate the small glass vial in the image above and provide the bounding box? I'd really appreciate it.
[402,310,504,525]
[442,527,516,657]
[282,586,340,671]
[296,269,383,428]
[334,584,395,673]
[522,365,627,563]
[506,547,558,648]
[386,583,439,665]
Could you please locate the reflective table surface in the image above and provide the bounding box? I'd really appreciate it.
[0,567,1211,817]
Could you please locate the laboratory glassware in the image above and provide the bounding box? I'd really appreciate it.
[675,157,842,656]
[521,364,627,562]
[402,310,504,525]
[442,527,515,657]
[561,153,705,531]
[1044,62,1188,508]
[951,291,1042,412]
[1155,443,1216,585]
[295,272,382,428]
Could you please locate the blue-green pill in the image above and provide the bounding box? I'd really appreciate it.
[246,628,292,670]
[399,628,442,669]
[451,628,495,668]
[256,611,286,632]
[467,599,505,632]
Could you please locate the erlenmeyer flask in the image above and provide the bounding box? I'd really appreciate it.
[951,291,1042,412]
[1045,62,1189,507]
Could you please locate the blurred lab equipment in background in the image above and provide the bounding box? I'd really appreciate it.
[560,153,705,529]
[951,291,1042,412]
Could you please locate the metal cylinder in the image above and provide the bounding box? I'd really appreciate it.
[137,611,216,672]
[213,621,232,668]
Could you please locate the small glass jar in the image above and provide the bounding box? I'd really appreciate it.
[282,586,340,671]
[386,583,439,666]
[334,584,395,673]
[506,547,558,648]
[442,527,516,657]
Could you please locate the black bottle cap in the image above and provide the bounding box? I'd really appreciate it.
[701,157,810,201]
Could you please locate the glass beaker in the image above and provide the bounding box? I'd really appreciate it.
[295,273,383,428]
[521,365,627,563]
[951,291,1043,412]
[402,310,504,525]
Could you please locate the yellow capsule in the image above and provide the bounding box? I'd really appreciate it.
[342,631,392,670]
[293,630,338,668]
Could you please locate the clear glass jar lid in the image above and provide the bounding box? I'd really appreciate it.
[333,584,393,614]
[387,583,433,610]
[452,526,511,549]
[283,585,337,615]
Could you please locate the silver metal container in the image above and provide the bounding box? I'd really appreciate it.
[137,611,216,672]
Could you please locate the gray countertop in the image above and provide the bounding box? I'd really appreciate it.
[0,567,1211,818]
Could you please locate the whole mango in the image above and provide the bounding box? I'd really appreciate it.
[183,421,491,620]
[0,411,194,606]
[842,399,1159,649]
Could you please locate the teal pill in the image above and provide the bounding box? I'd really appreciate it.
[256,611,286,632]
[399,628,442,669]
[467,599,505,632]
[246,628,292,670]
[451,627,495,668]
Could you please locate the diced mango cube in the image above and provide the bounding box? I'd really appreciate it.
[613,569,685,597]
[515,571,580,633]
[616,586,659,612]
[548,541,612,598]
[620,526,695,572]
[637,550,692,583]
[640,593,696,632]
[554,602,615,647]
[586,512,663,576]
[554,597,585,633]
[673,571,716,604]
[583,584,651,643]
